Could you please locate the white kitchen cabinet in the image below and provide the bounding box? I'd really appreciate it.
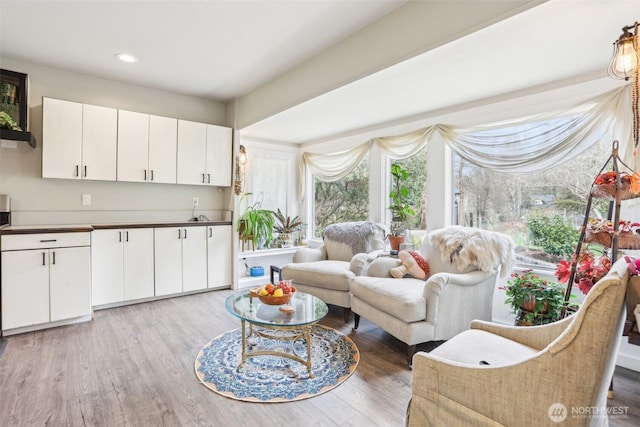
[1,232,91,332]
[82,104,118,180]
[154,226,207,296]
[117,111,177,184]
[177,120,232,186]
[206,124,232,186]
[148,115,178,184]
[42,97,117,180]
[177,120,207,185]
[117,110,150,183]
[92,228,155,306]
[207,225,232,289]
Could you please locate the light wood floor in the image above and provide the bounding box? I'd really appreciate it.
[0,289,638,426]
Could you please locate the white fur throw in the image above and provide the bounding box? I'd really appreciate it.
[429,226,514,277]
[322,222,387,255]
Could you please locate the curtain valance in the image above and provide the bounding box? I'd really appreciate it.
[300,84,632,198]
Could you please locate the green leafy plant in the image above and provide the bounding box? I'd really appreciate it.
[237,193,275,249]
[501,270,567,325]
[0,111,21,131]
[273,209,303,234]
[388,163,415,236]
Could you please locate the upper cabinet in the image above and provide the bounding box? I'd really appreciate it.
[42,97,117,180]
[177,120,232,186]
[42,97,230,186]
[117,112,177,184]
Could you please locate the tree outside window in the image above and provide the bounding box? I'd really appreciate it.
[313,155,369,237]
[453,126,612,268]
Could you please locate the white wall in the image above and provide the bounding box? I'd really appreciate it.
[0,58,231,225]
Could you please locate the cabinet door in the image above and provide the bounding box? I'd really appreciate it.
[91,229,125,305]
[123,228,155,300]
[207,225,232,289]
[148,115,177,184]
[205,124,232,186]
[154,227,183,296]
[82,104,118,181]
[177,120,207,185]
[42,97,83,179]
[117,110,150,182]
[182,227,208,292]
[1,250,50,330]
[50,246,91,321]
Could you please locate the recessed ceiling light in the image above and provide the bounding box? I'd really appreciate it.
[115,53,138,63]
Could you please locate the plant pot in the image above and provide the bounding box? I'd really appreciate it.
[389,235,405,251]
[520,298,550,313]
[280,233,292,248]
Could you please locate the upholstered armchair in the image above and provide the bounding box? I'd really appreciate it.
[350,226,515,365]
[282,221,387,321]
[406,258,629,427]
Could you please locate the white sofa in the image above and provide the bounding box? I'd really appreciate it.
[350,226,515,365]
[282,222,387,321]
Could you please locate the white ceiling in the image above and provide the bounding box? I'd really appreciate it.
[1,0,638,144]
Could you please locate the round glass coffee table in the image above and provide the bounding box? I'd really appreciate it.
[225,289,329,378]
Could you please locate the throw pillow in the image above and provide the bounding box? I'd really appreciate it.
[390,250,429,279]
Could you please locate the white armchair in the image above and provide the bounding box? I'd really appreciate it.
[282,222,386,321]
[350,226,514,365]
[406,258,629,427]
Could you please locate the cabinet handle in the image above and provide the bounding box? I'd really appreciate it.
[178,229,181,239]
[40,239,57,243]
[209,227,212,238]
[126,231,129,242]
[150,170,154,181]
[52,251,56,265]
[84,165,87,177]
[42,252,46,266]
[183,228,188,239]
[119,231,122,242]
[75,165,79,177]
[144,169,147,181]
[207,173,211,184]
[202,173,205,183]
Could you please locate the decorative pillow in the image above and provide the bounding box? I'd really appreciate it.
[389,250,429,279]
[367,257,402,278]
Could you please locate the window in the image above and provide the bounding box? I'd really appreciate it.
[391,146,428,236]
[313,154,369,237]
[453,122,613,269]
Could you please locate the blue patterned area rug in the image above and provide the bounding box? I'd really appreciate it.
[194,324,359,403]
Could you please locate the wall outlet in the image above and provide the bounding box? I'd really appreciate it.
[82,194,91,206]
[192,197,199,207]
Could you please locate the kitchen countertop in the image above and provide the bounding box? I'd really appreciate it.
[0,220,232,235]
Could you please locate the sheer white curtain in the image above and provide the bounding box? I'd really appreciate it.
[299,85,632,199]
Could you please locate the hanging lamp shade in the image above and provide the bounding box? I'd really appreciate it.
[608,27,639,80]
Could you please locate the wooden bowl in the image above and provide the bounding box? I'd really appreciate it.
[258,287,296,305]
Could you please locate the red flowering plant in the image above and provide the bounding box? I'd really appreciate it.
[555,250,611,294]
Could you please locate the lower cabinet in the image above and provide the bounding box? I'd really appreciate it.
[207,225,232,289]
[91,228,154,306]
[154,226,208,296]
[1,233,91,331]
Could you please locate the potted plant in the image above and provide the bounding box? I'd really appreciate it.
[502,270,567,326]
[237,193,275,250]
[273,208,303,248]
[388,163,415,250]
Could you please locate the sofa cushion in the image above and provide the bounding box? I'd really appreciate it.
[282,260,354,291]
[429,329,537,366]
[351,276,427,323]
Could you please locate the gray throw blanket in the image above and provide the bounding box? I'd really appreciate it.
[322,222,386,255]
